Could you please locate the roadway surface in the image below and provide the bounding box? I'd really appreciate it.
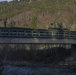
[0,37,76,44]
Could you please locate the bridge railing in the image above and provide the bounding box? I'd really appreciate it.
[0,28,76,39]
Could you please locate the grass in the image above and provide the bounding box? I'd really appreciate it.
[0,0,76,24]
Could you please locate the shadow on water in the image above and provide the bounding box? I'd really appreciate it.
[2,64,76,75]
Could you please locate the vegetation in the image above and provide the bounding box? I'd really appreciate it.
[31,16,37,28]
[0,0,76,29]
[9,20,16,27]
[0,0,75,20]
[0,44,71,62]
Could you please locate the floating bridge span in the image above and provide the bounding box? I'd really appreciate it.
[0,37,76,44]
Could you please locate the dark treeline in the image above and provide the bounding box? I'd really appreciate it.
[0,44,71,63]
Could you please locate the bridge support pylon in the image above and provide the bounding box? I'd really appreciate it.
[71,44,76,59]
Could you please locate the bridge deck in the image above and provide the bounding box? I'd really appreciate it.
[0,37,75,44]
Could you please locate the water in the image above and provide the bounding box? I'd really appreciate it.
[2,64,76,75]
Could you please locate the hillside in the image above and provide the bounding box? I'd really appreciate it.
[0,0,76,30]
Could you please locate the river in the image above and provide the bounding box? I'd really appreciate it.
[1,64,76,75]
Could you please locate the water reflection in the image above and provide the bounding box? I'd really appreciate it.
[1,64,76,75]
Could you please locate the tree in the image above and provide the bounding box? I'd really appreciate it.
[4,18,7,27]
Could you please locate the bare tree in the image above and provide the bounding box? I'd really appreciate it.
[4,18,7,27]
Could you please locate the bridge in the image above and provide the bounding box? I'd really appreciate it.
[0,26,76,60]
[0,26,75,44]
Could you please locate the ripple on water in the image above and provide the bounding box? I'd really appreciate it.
[2,65,76,75]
